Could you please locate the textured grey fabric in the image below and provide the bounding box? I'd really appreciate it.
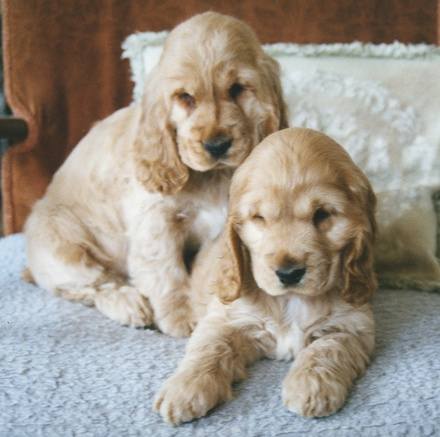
[1,234,439,437]
[434,191,440,259]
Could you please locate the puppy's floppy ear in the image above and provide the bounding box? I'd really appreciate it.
[133,73,189,195]
[258,54,289,135]
[341,187,378,305]
[212,218,248,304]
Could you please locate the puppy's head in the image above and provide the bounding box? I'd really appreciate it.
[133,12,287,194]
[214,128,377,306]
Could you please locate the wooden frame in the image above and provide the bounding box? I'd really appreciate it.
[0,117,28,142]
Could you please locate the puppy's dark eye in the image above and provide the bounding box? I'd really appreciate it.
[313,208,331,227]
[177,92,196,108]
[229,83,245,100]
[252,214,265,223]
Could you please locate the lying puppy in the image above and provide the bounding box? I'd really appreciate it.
[154,128,377,424]
[24,12,287,337]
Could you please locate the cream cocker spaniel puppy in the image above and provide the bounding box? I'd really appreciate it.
[24,12,287,337]
[154,128,377,424]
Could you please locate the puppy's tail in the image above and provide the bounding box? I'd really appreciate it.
[21,267,36,284]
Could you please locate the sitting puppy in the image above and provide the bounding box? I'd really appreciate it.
[24,12,287,337]
[154,128,377,423]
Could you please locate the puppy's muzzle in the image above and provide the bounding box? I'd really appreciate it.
[203,136,232,158]
[276,264,306,286]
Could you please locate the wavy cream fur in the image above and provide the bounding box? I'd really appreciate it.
[154,128,377,423]
[24,12,287,337]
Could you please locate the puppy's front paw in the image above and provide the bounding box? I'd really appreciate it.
[282,367,348,417]
[153,371,231,425]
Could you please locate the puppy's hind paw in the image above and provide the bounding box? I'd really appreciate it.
[95,285,154,328]
[154,293,195,338]
[157,313,195,338]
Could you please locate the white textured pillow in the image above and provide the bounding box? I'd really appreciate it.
[122,34,440,290]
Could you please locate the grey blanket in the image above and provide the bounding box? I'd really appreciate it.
[1,234,439,437]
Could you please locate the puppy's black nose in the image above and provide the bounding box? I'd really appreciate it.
[203,136,232,158]
[276,264,306,286]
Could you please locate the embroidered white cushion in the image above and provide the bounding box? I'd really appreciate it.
[122,34,440,290]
